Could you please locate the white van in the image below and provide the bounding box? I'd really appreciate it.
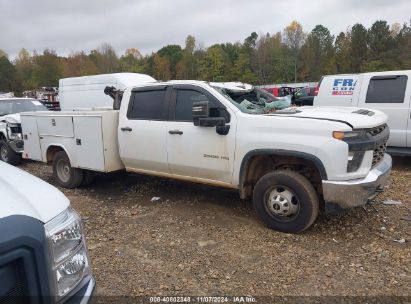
[313,70,411,155]
[59,73,156,110]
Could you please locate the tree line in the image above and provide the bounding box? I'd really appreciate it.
[0,19,410,95]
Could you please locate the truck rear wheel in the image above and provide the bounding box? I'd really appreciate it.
[52,151,83,188]
[0,140,22,165]
[253,170,319,233]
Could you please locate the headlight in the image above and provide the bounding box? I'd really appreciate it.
[6,122,22,140]
[45,208,91,299]
[333,130,366,140]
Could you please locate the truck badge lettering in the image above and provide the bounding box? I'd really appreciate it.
[203,154,229,160]
[332,78,357,96]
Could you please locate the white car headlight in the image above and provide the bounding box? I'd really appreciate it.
[45,208,92,298]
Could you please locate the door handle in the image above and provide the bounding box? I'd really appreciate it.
[168,130,183,135]
[121,127,132,132]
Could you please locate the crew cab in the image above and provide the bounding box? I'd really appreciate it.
[0,161,95,302]
[20,80,392,233]
[0,98,48,165]
[314,70,411,155]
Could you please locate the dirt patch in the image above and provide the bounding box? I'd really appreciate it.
[19,157,411,297]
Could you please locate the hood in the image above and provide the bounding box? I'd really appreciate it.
[210,82,254,92]
[269,106,388,129]
[0,113,21,124]
[0,162,69,223]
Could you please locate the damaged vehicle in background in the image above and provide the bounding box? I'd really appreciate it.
[0,98,48,165]
[212,82,291,113]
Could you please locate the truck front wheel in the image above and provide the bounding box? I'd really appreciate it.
[52,151,83,188]
[0,140,22,165]
[253,170,319,233]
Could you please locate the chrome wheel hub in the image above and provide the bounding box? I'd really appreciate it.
[267,186,299,217]
[56,159,71,183]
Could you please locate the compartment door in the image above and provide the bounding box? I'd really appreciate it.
[21,116,42,161]
[37,116,74,137]
[73,116,105,171]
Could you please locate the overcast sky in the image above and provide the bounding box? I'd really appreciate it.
[0,0,409,59]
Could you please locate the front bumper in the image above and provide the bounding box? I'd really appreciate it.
[322,153,392,210]
[8,139,24,153]
[64,275,96,304]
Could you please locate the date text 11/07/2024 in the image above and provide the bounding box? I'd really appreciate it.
[149,296,257,303]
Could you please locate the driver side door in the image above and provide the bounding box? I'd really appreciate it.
[166,85,236,184]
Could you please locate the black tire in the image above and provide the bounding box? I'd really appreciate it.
[0,139,22,165]
[253,170,319,233]
[52,151,83,188]
[81,170,96,186]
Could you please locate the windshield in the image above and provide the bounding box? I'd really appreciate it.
[0,99,48,116]
[212,87,291,114]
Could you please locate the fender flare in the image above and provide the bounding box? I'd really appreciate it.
[239,149,328,189]
[45,144,73,166]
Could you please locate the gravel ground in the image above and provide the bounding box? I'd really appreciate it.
[19,157,411,297]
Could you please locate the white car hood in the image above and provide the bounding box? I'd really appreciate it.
[0,162,69,223]
[271,106,388,129]
[0,113,21,124]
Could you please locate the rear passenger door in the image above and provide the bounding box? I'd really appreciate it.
[118,86,170,173]
[358,74,410,147]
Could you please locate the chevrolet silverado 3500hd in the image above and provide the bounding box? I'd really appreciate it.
[20,81,392,233]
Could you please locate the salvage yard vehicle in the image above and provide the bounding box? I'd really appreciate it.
[0,98,48,165]
[0,161,95,302]
[314,70,411,155]
[21,80,392,233]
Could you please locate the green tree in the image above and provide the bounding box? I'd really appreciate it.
[176,35,198,79]
[350,23,368,72]
[31,49,63,87]
[302,25,336,80]
[368,20,393,58]
[64,51,99,77]
[283,21,306,82]
[0,52,21,93]
[152,53,171,80]
[89,43,119,73]
[365,20,398,71]
[200,45,229,81]
[14,48,36,91]
[119,48,144,73]
[157,45,183,78]
[334,32,351,73]
[396,20,411,69]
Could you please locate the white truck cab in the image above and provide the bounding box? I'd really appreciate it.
[314,70,411,155]
[21,80,392,233]
[0,162,95,302]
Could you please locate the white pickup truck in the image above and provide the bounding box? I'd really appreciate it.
[0,162,95,302]
[314,70,411,155]
[21,81,392,233]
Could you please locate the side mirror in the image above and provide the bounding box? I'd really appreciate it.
[192,101,209,119]
[192,100,230,135]
[195,117,226,127]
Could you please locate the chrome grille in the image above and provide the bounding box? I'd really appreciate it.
[372,140,387,167]
[367,124,387,137]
